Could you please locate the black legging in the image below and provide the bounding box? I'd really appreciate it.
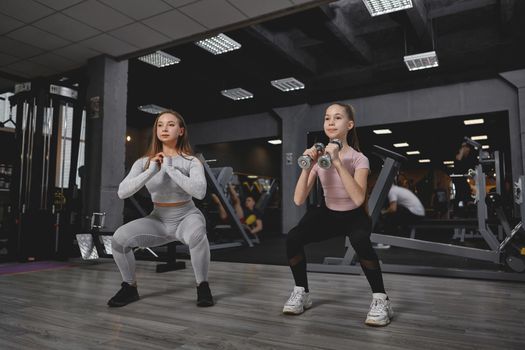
[286,206,385,293]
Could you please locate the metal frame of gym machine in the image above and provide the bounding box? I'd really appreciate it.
[10,80,82,261]
[307,144,525,282]
[196,154,255,248]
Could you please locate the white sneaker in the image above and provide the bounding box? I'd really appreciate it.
[365,293,394,326]
[282,286,312,315]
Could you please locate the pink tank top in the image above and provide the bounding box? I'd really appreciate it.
[311,147,369,211]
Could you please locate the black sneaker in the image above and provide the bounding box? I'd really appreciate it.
[196,281,214,307]
[107,282,140,307]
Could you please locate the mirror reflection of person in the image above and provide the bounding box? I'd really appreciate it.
[453,142,476,217]
[431,181,450,219]
[381,184,425,235]
[211,183,263,238]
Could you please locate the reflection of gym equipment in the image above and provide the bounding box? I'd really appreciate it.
[412,142,506,242]
[197,154,254,248]
[308,144,525,281]
[10,81,83,261]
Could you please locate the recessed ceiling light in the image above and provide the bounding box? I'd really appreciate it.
[394,142,409,148]
[471,135,488,141]
[268,139,282,145]
[482,145,490,149]
[271,77,305,92]
[126,136,131,142]
[137,104,167,114]
[447,164,454,168]
[443,160,454,165]
[419,159,431,163]
[195,33,241,55]
[221,88,253,101]
[464,118,484,125]
[404,51,439,71]
[247,175,258,179]
[406,150,420,155]
[362,0,413,16]
[373,129,392,134]
[138,50,180,67]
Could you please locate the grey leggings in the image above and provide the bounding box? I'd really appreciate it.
[111,201,210,284]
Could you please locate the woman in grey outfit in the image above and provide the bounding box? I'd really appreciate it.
[107,110,213,307]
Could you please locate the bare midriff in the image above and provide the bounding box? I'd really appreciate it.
[153,200,190,207]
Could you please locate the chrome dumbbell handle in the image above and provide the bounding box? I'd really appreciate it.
[318,139,342,169]
[297,143,325,169]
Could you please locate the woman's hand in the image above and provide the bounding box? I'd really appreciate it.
[150,152,165,166]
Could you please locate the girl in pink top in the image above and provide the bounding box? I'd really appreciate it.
[282,103,393,326]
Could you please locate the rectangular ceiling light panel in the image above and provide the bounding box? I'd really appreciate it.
[404,51,439,71]
[271,77,305,92]
[464,118,484,125]
[393,142,409,148]
[362,0,413,16]
[221,88,253,101]
[138,104,167,114]
[195,33,241,55]
[138,50,180,67]
[373,129,392,134]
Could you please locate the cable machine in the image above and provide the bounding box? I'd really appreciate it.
[9,80,84,261]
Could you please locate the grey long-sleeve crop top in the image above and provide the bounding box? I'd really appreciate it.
[117,155,207,202]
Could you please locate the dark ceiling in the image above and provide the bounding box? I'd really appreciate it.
[127,0,525,128]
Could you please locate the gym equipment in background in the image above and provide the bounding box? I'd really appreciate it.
[308,144,525,282]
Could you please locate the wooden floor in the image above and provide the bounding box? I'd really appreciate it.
[1,259,524,350]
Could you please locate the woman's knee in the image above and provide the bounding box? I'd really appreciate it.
[112,227,127,250]
[185,220,207,248]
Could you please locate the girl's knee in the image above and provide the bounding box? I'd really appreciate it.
[286,226,304,244]
[348,229,370,246]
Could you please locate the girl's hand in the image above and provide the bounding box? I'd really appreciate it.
[303,146,321,162]
[325,143,340,164]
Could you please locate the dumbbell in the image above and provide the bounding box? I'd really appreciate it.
[318,139,343,169]
[297,143,325,169]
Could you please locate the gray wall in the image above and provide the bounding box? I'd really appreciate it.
[188,70,525,233]
[188,112,280,146]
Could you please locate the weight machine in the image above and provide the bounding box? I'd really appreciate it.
[9,80,84,261]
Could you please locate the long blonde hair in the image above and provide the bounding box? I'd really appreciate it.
[144,110,193,168]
